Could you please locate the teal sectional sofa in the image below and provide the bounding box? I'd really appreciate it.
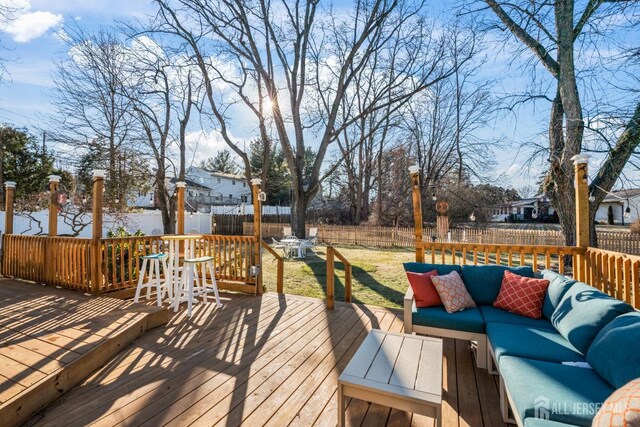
[403,263,640,427]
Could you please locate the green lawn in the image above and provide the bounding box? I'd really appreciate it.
[261,244,415,309]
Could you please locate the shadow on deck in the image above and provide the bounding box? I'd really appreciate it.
[27,291,508,427]
[0,279,167,427]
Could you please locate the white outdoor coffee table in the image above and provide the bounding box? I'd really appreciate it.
[338,329,443,427]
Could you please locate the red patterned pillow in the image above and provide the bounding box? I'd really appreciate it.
[592,377,640,427]
[406,270,442,308]
[431,271,476,313]
[494,270,549,319]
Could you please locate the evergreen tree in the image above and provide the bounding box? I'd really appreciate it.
[200,149,239,174]
[0,126,62,198]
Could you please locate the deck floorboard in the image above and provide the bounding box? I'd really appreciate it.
[0,279,166,426]
[31,292,509,427]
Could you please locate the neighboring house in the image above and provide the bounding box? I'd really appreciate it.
[185,166,252,208]
[490,196,556,222]
[594,189,640,225]
[132,177,213,212]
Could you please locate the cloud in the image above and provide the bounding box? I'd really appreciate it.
[1,0,63,43]
[183,130,249,168]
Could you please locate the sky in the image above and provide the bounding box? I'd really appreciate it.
[0,0,633,193]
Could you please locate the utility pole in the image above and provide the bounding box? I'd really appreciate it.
[42,130,47,162]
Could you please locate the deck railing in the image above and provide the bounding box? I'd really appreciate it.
[2,233,258,295]
[261,240,284,293]
[417,241,639,310]
[584,247,640,308]
[2,235,92,291]
[326,245,352,309]
[419,242,584,276]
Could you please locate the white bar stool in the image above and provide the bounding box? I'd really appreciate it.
[173,255,222,317]
[134,253,169,306]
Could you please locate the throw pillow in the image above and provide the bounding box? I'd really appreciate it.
[406,270,442,308]
[493,270,550,319]
[431,270,476,313]
[592,377,640,427]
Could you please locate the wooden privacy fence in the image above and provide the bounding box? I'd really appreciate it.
[2,234,258,295]
[245,223,417,247]
[245,222,640,254]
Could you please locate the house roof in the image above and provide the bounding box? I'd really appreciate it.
[169,177,211,191]
[603,188,640,203]
[187,166,244,181]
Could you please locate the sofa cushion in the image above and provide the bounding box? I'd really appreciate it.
[412,306,484,333]
[541,270,576,320]
[551,282,634,354]
[524,419,578,427]
[500,355,615,426]
[406,270,442,308]
[494,270,549,319]
[461,265,534,305]
[479,306,555,329]
[586,312,640,389]
[403,262,461,275]
[487,322,584,366]
[431,271,476,313]
[592,377,640,427]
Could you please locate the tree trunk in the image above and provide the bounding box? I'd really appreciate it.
[291,190,307,238]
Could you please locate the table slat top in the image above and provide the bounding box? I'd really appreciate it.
[340,329,442,400]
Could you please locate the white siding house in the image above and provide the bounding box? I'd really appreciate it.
[186,166,252,207]
[594,189,640,225]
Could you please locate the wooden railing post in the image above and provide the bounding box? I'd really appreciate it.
[344,259,352,303]
[326,245,335,309]
[176,181,186,235]
[91,170,105,294]
[261,240,284,293]
[572,154,590,281]
[251,178,263,294]
[4,181,15,235]
[409,165,424,262]
[48,175,60,236]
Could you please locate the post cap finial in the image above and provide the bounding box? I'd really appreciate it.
[250,178,262,186]
[571,154,590,165]
[48,175,61,183]
[92,169,106,179]
[175,181,186,188]
[4,181,16,189]
[408,165,420,175]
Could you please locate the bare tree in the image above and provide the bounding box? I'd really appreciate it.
[153,0,466,237]
[51,27,141,207]
[479,0,640,246]
[0,0,24,81]
[121,30,204,233]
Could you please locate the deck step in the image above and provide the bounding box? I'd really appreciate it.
[0,282,168,427]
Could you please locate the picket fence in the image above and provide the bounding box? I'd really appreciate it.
[244,222,640,255]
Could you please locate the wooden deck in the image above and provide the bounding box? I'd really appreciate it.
[30,292,508,427]
[0,279,167,426]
